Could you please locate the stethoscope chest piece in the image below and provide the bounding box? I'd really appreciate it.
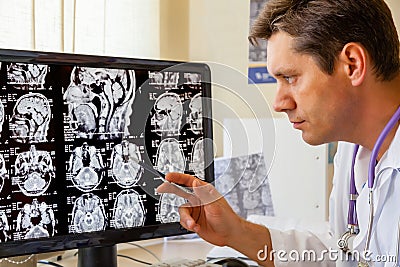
[338,228,358,252]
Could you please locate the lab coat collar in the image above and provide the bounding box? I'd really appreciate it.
[351,125,400,256]
[375,124,400,172]
[353,124,400,193]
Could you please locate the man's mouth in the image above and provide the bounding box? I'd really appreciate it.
[291,120,305,129]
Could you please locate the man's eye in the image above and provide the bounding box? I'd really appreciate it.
[284,76,295,84]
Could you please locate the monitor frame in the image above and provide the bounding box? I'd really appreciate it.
[0,48,214,259]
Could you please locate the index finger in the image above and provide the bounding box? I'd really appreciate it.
[165,172,198,187]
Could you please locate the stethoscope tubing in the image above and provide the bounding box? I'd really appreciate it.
[347,106,400,259]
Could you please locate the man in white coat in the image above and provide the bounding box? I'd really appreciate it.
[157,0,400,266]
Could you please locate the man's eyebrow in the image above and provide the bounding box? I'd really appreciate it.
[272,68,297,77]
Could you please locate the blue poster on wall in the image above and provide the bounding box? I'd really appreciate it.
[248,65,276,84]
[248,0,276,84]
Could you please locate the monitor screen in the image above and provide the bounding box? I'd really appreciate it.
[0,49,214,260]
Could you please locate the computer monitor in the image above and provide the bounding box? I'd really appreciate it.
[0,49,214,267]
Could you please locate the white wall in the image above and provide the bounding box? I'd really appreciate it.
[386,0,400,36]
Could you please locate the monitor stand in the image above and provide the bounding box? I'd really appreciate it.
[0,255,38,267]
[78,244,117,267]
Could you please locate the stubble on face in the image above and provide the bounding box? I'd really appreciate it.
[267,32,355,146]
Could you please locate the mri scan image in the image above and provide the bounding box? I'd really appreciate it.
[188,93,203,134]
[156,138,186,174]
[151,92,183,136]
[113,189,145,228]
[0,100,4,134]
[148,71,179,89]
[190,137,205,179]
[7,63,48,90]
[9,93,51,143]
[71,193,106,233]
[63,67,135,139]
[0,210,10,242]
[0,154,6,193]
[214,153,274,219]
[111,140,143,188]
[14,145,55,196]
[16,199,55,239]
[184,73,202,85]
[69,143,104,192]
[158,193,186,223]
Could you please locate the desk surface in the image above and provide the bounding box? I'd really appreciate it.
[37,238,215,267]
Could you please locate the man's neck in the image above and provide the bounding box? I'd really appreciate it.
[355,75,400,159]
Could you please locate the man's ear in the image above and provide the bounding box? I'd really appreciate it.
[339,42,367,86]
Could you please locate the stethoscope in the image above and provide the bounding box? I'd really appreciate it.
[337,106,400,266]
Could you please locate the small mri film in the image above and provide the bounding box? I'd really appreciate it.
[0,100,4,134]
[113,189,145,229]
[188,93,203,135]
[156,138,186,174]
[7,63,48,90]
[0,153,6,193]
[190,137,205,179]
[184,73,202,85]
[0,209,10,242]
[151,92,183,136]
[15,199,56,240]
[14,145,55,197]
[157,193,186,223]
[9,93,51,143]
[68,143,104,192]
[111,140,143,188]
[71,193,107,233]
[148,71,179,90]
[63,67,136,140]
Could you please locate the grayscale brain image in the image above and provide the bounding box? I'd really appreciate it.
[0,61,208,242]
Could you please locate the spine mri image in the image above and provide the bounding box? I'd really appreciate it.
[0,60,207,241]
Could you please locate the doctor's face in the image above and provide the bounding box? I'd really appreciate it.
[267,32,355,145]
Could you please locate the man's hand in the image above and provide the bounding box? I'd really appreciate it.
[156,172,274,267]
[156,172,244,247]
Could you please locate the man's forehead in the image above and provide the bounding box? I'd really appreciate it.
[266,32,307,75]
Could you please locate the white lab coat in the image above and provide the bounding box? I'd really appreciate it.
[268,126,400,266]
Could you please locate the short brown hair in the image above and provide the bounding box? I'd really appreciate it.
[249,0,400,81]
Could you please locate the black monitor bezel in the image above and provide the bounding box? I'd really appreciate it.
[0,48,214,258]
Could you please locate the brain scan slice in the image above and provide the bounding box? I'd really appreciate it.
[151,92,183,136]
[9,93,51,143]
[0,100,4,134]
[0,210,10,242]
[184,73,202,85]
[190,137,205,179]
[148,71,179,89]
[113,189,145,228]
[63,67,136,139]
[158,193,186,223]
[188,93,203,134]
[7,63,48,90]
[16,199,55,239]
[111,140,143,188]
[156,138,186,174]
[0,153,7,193]
[14,145,55,196]
[69,143,104,192]
[71,193,106,233]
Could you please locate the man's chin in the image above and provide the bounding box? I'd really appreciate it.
[301,133,326,146]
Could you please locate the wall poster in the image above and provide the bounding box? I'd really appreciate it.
[248,0,276,84]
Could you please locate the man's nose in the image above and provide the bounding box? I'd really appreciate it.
[272,85,296,112]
